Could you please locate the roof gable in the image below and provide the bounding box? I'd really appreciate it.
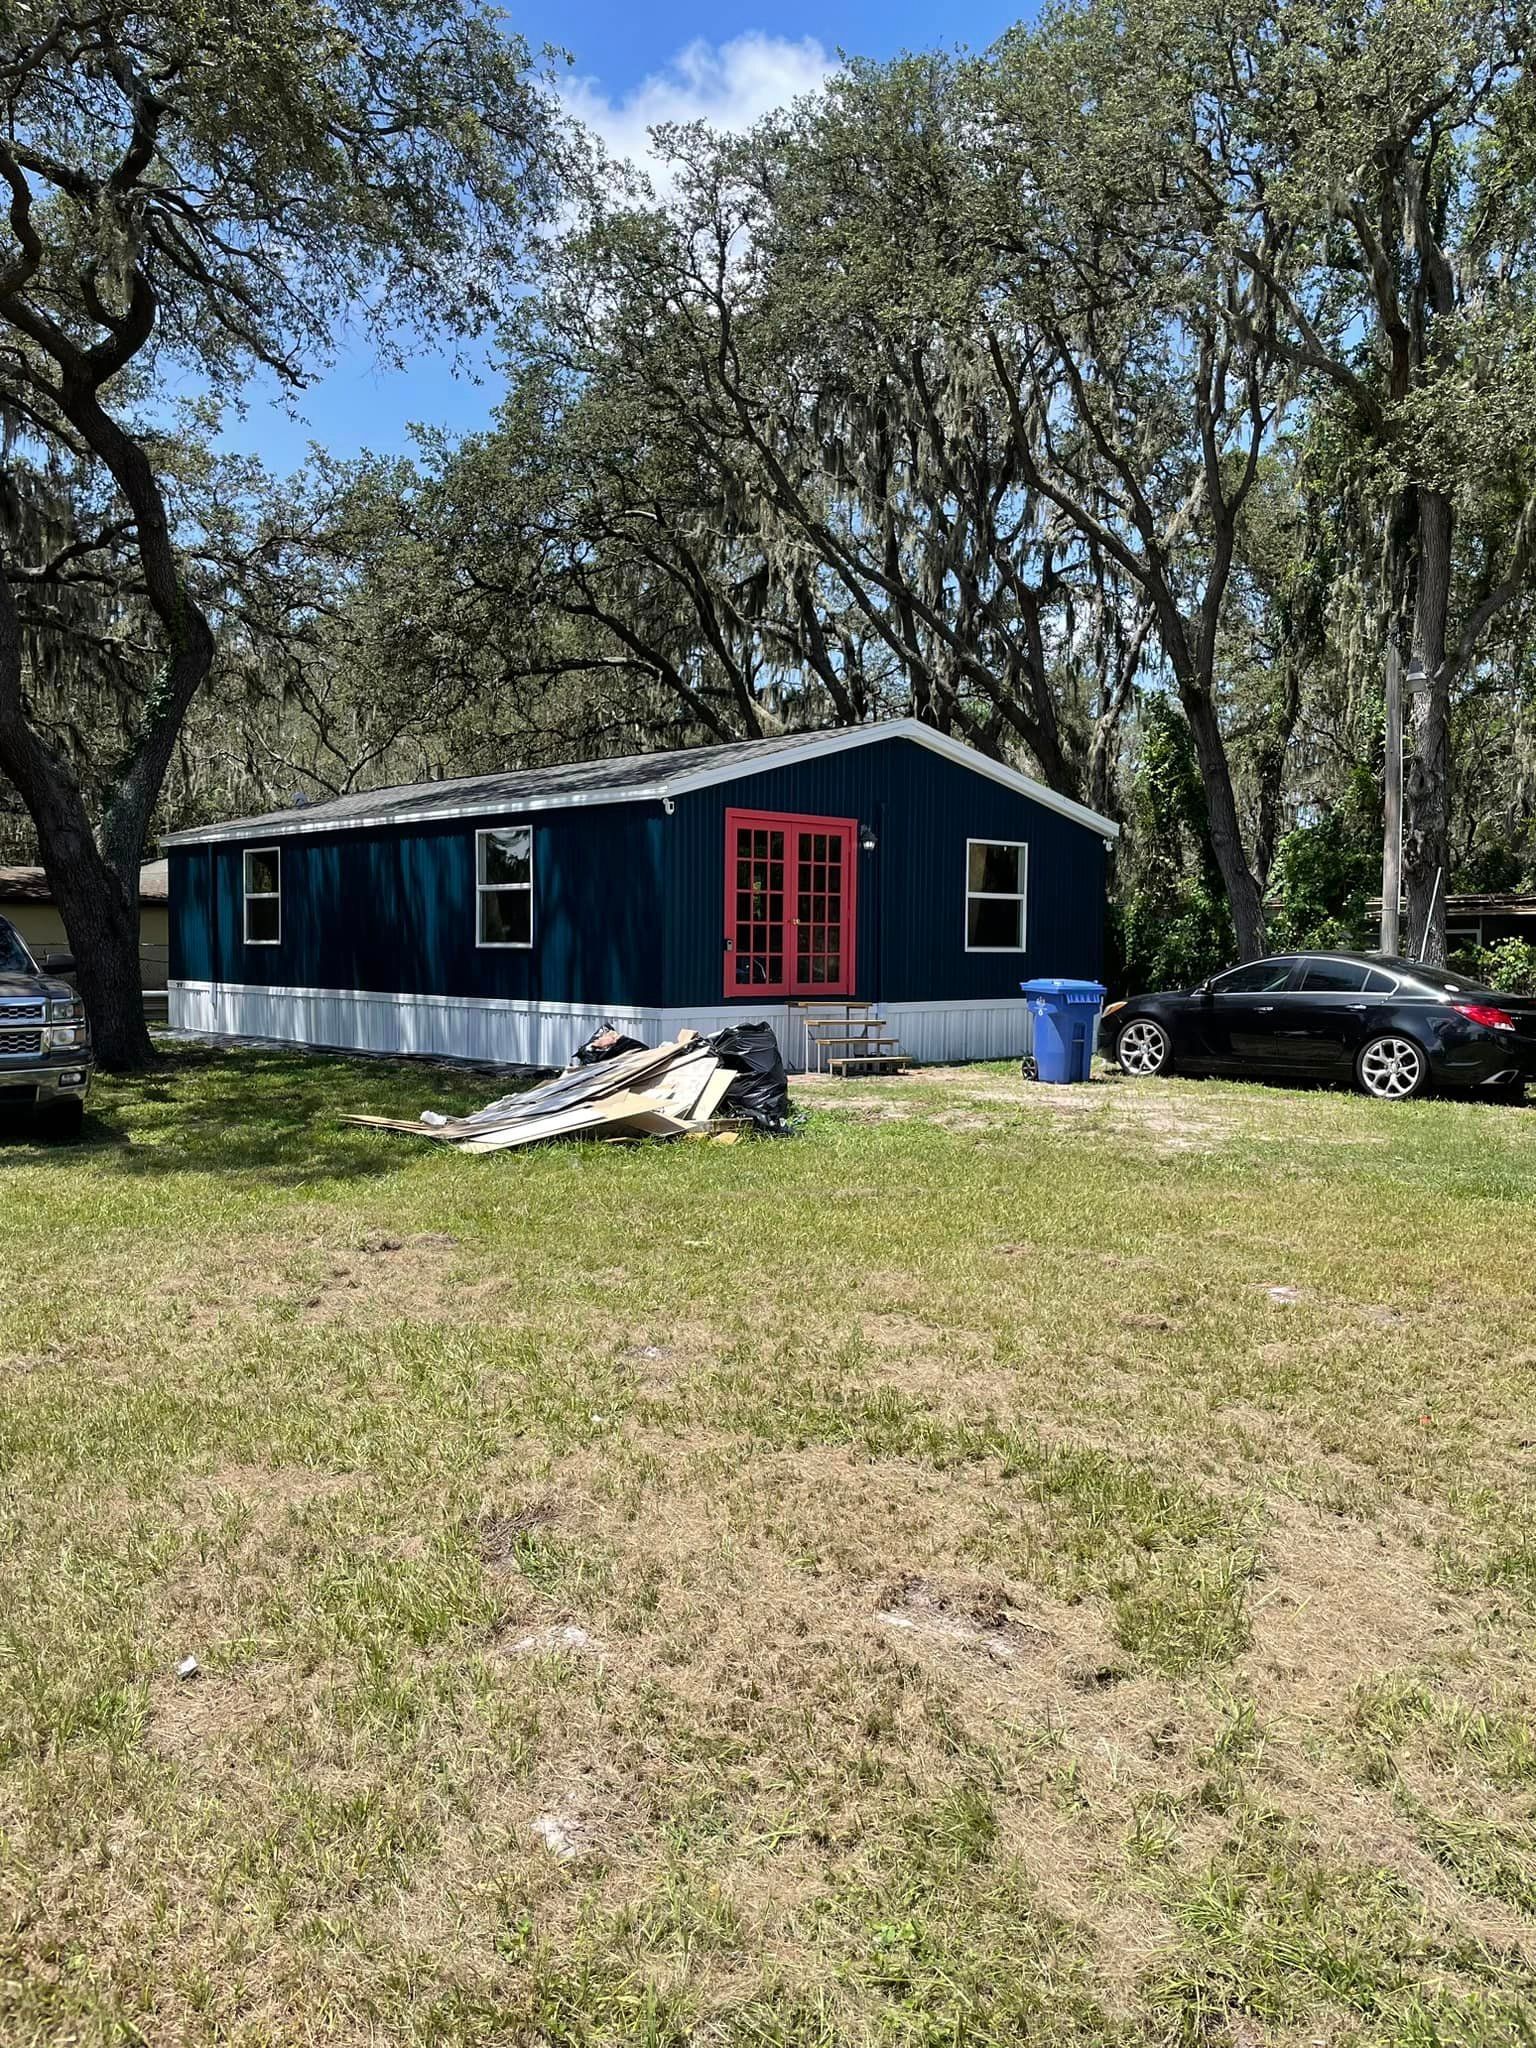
[161,719,1118,847]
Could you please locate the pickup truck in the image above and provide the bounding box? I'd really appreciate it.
[0,913,92,1136]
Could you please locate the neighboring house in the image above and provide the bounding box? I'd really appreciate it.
[0,859,171,988]
[1442,894,1536,954]
[1367,893,1536,954]
[163,719,1117,1069]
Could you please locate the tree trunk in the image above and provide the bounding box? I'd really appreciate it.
[1181,683,1268,958]
[1405,487,1452,963]
[40,826,152,1070]
[0,556,154,1068]
[1251,655,1303,889]
[1380,632,1404,956]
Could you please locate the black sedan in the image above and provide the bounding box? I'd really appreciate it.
[1101,952,1536,1101]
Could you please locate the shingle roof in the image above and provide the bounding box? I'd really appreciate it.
[161,728,855,846]
[0,859,168,904]
[161,719,1119,847]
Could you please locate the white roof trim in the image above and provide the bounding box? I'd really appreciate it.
[162,782,677,846]
[663,720,1119,838]
[162,719,1119,847]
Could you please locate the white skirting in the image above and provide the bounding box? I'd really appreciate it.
[167,980,1035,1072]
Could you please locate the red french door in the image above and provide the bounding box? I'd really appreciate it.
[725,808,857,998]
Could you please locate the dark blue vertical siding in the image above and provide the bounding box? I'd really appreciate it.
[169,735,1107,1010]
[662,736,1107,1006]
[176,803,666,1005]
[168,847,215,983]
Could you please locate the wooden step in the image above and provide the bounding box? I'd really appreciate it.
[806,1033,903,1050]
[795,1001,876,1014]
[827,1053,910,1074]
[800,1014,885,1030]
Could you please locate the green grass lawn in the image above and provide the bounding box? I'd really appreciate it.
[2,1045,1535,2046]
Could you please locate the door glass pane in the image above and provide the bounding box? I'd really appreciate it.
[734,825,786,985]
[1213,959,1297,994]
[794,826,844,988]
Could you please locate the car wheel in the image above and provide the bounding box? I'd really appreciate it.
[1356,1034,1427,1102]
[1116,1017,1173,1079]
[41,1097,85,1141]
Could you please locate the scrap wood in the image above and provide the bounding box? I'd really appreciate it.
[341,1030,752,1154]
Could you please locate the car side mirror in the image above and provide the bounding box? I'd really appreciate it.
[45,950,76,975]
[1197,978,1213,999]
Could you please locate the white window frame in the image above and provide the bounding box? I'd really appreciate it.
[243,846,281,946]
[476,826,534,950]
[965,838,1028,953]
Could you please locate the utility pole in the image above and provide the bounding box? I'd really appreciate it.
[1380,638,1403,955]
[1382,646,1430,957]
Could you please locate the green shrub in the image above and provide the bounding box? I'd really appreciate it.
[1266,770,1378,951]
[1116,700,1234,992]
[1453,939,1536,996]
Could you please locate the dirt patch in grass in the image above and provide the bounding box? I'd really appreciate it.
[143,1660,308,1761]
[874,1571,1055,1665]
[1245,1502,1479,1715]
[200,1462,361,1508]
[299,1230,465,1325]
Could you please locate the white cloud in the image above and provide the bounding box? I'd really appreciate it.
[561,33,835,174]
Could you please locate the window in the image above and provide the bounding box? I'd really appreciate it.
[477,826,533,947]
[1382,960,1469,995]
[1363,968,1398,994]
[0,918,34,976]
[243,847,281,945]
[1300,958,1370,993]
[1211,958,1296,994]
[965,841,1027,951]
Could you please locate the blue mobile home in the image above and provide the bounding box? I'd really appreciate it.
[164,719,1117,1069]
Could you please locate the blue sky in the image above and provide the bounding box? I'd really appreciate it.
[223,0,1024,473]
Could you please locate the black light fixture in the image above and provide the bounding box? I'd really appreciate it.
[859,822,878,853]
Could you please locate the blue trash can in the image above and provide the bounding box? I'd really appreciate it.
[1020,979,1107,1084]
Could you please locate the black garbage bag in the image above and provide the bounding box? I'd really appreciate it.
[707,1022,792,1134]
[569,1023,649,1068]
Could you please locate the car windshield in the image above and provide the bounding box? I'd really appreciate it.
[0,921,35,977]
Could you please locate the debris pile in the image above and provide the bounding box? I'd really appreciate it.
[344,1023,790,1153]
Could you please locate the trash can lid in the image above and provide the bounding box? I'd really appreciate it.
[1019,978,1107,997]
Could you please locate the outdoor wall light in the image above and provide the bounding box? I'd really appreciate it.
[859,823,878,853]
